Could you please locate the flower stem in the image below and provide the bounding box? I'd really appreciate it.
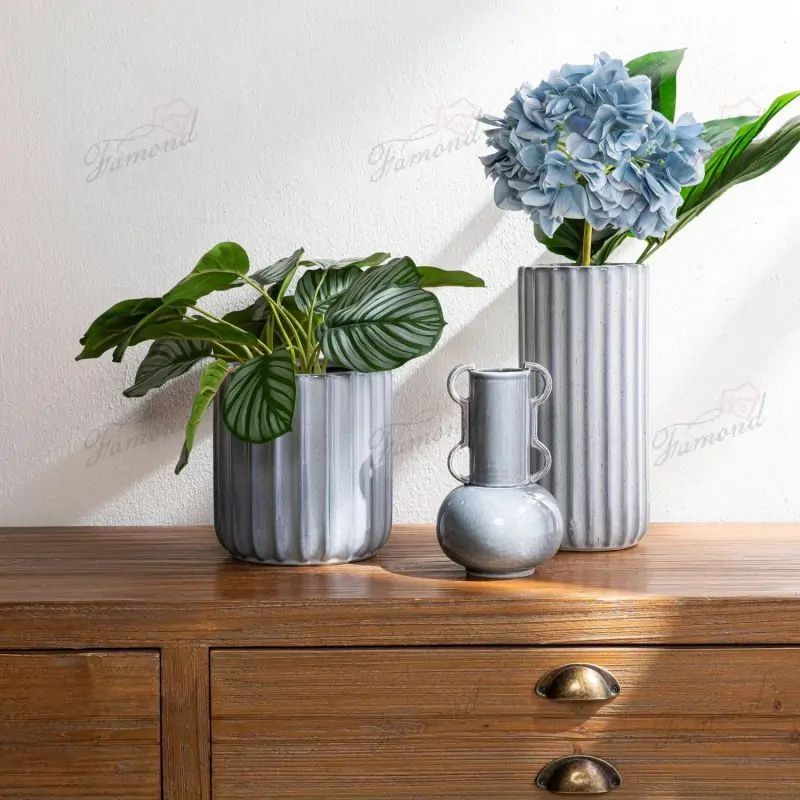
[580,219,593,266]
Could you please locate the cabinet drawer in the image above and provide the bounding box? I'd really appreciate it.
[0,651,160,798]
[211,647,800,798]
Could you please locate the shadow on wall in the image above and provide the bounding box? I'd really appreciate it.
[2,201,523,527]
[392,282,518,477]
[391,219,558,477]
[0,372,205,526]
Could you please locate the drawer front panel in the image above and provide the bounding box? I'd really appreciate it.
[212,647,800,799]
[0,651,160,798]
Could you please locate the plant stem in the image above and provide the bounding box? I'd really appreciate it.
[188,305,268,355]
[240,278,306,366]
[213,343,246,363]
[303,276,328,370]
[580,219,593,266]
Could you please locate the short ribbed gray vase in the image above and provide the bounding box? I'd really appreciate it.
[519,264,649,551]
[214,370,392,564]
[436,364,564,578]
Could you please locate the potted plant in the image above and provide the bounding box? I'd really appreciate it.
[77,246,483,563]
[480,49,800,550]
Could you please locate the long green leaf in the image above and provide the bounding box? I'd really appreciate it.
[416,266,485,288]
[175,359,231,474]
[247,247,305,287]
[295,265,362,314]
[681,91,800,216]
[76,297,162,360]
[321,286,445,372]
[162,242,249,305]
[672,115,800,236]
[700,116,759,153]
[221,349,296,443]
[123,339,212,398]
[626,48,685,121]
[128,316,264,350]
[593,229,632,265]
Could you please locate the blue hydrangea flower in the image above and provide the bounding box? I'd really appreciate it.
[479,53,710,241]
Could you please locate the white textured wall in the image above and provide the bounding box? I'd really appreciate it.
[1,0,798,526]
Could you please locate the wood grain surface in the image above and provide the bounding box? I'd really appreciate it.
[1,523,800,647]
[0,651,160,798]
[211,647,800,799]
[161,647,210,800]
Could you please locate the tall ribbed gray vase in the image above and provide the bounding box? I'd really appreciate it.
[518,265,649,550]
[214,370,392,564]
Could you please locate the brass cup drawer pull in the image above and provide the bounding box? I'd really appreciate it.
[536,663,620,701]
[536,756,622,794]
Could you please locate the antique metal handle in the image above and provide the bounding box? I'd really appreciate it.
[536,664,620,701]
[536,756,622,794]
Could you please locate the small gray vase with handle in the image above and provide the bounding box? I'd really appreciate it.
[436,363,564,579]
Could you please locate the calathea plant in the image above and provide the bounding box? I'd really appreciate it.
[480,49,800,265]
[77,245,483,472]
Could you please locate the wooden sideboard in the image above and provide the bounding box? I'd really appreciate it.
[1,523,800,798]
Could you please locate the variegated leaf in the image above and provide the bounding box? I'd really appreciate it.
[175,358,232,474]
[321,286,444,371]
[221,349,296,443]
[332,256,420,310]
[246,247,305,287]
[295,266,362,314]
[124,339,212,398]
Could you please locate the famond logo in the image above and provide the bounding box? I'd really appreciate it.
[718,97,764,120]
[84,98,198,183]
[652,382,766,467]
[367,98,482,183]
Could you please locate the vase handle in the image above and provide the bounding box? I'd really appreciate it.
[525,361,553,484]
[446,364,472,484]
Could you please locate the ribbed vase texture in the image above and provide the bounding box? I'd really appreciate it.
[214,370,392,564]
[519,265,649,550]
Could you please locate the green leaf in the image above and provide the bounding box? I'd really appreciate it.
[112,304,186,363]
[162,242,249,305]
[77,297,162,360]
[247,247,305,287]
[626,48,685,121]
[534,221,581,261]
[221,349,297,443]
[680,91,800,222]
[416,266,485,288]
[123,339,213,398]
[593,229,632,265]
[128,316,265,351]
[534,221,622,265]
[700,116,759,152]
[333,256,420,310]
[175,359,232,474]
[300,252,391,270]
[674,114,800,234]
[321,286,445,372]
[221,301,269,338]
[295,266,362,314]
